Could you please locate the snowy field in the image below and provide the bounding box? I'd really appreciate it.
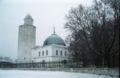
[0,70,117,78]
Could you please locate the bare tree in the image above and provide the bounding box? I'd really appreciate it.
[64,0,119,67]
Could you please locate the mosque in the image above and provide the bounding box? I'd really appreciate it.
[17,14,68,63]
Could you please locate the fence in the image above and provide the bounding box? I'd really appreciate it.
[0,61,85,68]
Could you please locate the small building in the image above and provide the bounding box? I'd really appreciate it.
[32,29,68,63]
[0,56,13,63]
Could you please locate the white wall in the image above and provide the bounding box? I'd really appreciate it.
[32,44,68,63]
[18,25,36,63]
[32,45,52,62]
[51,45,68,62]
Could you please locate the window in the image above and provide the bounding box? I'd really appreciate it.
[56,50,58,55]
[42,51,44,56]
[65,51,67,56]
[60,51,62,56]
[39,51,41,56]
[24,57,26,60]
[46,50,48,56]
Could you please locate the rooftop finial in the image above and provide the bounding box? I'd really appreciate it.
[24,14,33,25]
[25,14,33,20]
[53,26,55,34]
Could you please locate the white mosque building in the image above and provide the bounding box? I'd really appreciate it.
[17,14,68,63]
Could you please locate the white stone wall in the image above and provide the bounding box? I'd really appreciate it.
[51,45,68,62]
[32,45,52,62]
[31,47,41,62]
[18,25,36,63]
[32,44,68,63]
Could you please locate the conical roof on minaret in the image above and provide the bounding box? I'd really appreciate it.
[24,14,33,20]
[24,14,34,25]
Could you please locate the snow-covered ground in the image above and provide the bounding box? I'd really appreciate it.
[0,70,117,78]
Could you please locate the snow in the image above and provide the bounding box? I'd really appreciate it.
[0,70,116,78]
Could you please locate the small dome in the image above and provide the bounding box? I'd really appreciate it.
[43,33,65,46]
[24,14,33,20]
[24,14,33,25]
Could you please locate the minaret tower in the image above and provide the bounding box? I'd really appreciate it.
[18,14,36,63]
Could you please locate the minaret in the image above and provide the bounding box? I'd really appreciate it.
[18,14,36,63]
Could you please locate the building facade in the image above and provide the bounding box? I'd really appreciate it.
[32,32,68,63]
[18,15,68,63]
[18,14,36,63]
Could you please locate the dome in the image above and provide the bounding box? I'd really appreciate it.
[24,14,33,25]
[43,32,65,46]
[24,14,33,20]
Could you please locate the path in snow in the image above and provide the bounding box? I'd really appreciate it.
[0,70,116,78]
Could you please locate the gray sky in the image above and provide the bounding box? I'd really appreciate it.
[0,0,93,60]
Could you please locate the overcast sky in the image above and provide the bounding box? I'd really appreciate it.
[0,0,93,60]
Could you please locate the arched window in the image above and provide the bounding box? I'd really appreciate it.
[65,51,67,56]
[60,50,62,56]
[56,50,58,55]
[42,51,44,56]
[24,57,26,60]
[46,50,48,56]
[39,51,41,56]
